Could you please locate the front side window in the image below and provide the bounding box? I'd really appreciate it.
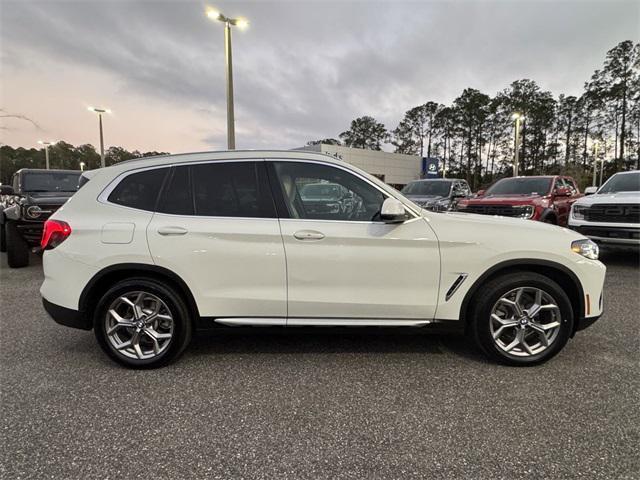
[108,168,168,211]
[272,161,385,221]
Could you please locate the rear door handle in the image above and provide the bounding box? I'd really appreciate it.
[294,230,325,241]
[158,226,188,236]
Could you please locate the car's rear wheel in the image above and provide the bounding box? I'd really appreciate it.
[470,272,574,365]
[6,221,30,268]
[94,278,192,368]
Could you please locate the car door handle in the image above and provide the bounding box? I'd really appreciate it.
[158,226,188,236]
[293,230,325,241]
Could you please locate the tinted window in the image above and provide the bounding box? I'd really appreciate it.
[158,166,193,215]
[401,180,452,197]
[22,171,81,192]
[108,168,168,211]
[486,177,552,196]
[191,162,275,218]
[273,161,385,221]
[599,172,640,193]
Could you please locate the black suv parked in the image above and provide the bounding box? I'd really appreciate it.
[1,169,81,268]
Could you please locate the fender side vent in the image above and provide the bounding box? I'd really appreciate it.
[445,274,468,301]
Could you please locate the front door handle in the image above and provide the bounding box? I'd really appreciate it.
[158,226,188,236]
[293,230,325,241]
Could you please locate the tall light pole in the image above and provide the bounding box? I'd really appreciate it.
[206,7,249,150]
[38,141,56,169]
[88,107,110,167]
[592,141,599,187]
[512,113,525,177]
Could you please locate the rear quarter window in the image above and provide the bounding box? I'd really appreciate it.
[108,168,168,211]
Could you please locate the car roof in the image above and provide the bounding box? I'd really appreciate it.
[16,168,81,174]
[408,178,455,182]
[611,170,639,175]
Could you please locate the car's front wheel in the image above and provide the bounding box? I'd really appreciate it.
[470,272,574,365]
[93,278,193,368]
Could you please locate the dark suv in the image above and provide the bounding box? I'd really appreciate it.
[401,179,471,211]
[1,169,81,268]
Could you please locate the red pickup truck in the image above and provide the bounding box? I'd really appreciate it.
[456,175,582,226]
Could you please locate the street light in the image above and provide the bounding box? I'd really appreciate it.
[38,140,56,170]
[79,162,86,171]
[206,7,249,150]
[512,113,525,176]
[88,106,110,168]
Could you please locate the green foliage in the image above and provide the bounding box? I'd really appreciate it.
[339,116,388,150]
[0,143,169,185]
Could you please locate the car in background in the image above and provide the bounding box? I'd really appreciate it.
[298,182,359,219]
[401,179,471,211]
[569,170,640,247]
[456,175,581,226]
[0,168,81,268]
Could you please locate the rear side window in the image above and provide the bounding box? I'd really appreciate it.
[158,166,193,215]
[108,168,168,211]
[156,161,275,218]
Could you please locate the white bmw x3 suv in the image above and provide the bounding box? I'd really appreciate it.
[40,151,606,368]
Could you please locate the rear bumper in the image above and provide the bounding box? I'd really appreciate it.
[42,298,92,330]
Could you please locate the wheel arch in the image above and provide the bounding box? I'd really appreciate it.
[539,208,557,224]
[79,263,200,324]
[460,259,584,333]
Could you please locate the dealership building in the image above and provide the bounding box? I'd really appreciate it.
[299,143,424,189]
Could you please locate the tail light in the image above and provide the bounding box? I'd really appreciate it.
[41,220,72,250]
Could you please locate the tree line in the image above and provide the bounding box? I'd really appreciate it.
[0,142,168,185]
[310,40,640,189]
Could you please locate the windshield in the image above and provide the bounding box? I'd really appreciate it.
[402,181,452,197]
[598,172,640,194]
[300,183,341,199]
[486,178,551,196]
[22,171,81,192]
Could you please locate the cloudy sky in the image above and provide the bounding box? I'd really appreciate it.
[1,0,638,153]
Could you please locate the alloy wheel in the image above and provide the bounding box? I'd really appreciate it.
[490,287,562,357]
[105,291,174,360]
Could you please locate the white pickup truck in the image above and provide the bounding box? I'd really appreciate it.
[569,170,640,247]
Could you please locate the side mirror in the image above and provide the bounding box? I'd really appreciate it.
[584,186,598,195]
[380,197,407,223]
[0,185,14,195]
[476,189,485,197]
[555,187,571,197]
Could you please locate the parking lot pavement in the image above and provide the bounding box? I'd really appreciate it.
[0,252,638,480]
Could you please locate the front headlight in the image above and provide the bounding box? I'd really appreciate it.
[571,239,599,260]
[572,205,587,220]
[517,205,534,219]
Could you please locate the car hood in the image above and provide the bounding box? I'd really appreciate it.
[573,191,640,207]
[460,194,544,206]
[406,195,448,204]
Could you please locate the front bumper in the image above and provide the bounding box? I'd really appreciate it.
[42,298,92,330]
[569,223,640,246]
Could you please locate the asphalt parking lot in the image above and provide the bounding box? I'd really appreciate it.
[1,251,638,480]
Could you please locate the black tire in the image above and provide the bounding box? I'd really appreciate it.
[6,221,30,268]
[469,271,574,366]
[0,222,6,252]
[93,277,193,369]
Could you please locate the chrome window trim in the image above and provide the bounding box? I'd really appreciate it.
[97,156,421,220]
